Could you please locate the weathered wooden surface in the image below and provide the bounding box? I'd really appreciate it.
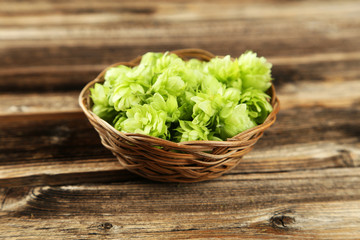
[1,0,360,239]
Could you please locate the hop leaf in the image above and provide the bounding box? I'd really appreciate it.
[103,65,132,88]
[175,120,210,142]
[238,51,272,92]
[151,68,186,97]
[190,84,241,127]
[140,52,164,67]
[114,104,168,138]
[218,104,256,140]
[90,83,117,122]
[147,93,180,122]
[186,58,205,70]
[240,88,273,124]
[110,80,145,111]
[154,52,184,73]
[207,55,240,84]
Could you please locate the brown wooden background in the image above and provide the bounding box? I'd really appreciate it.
[1,0,360,239]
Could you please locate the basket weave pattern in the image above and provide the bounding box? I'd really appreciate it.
[79,49,280,182]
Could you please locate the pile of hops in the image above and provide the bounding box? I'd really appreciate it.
[90,51,273,142]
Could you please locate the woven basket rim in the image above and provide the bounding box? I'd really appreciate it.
[79,48,280,148]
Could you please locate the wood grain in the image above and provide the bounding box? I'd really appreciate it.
[1,79,359,115]
[1,53,360,93]
[1,0,360,93]
[1,0,360,238]
[1,168,360,239]
[1,104,359,186]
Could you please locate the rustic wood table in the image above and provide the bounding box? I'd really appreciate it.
[1,0,360,239]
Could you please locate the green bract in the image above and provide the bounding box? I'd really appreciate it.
[90,83,116,122]
[218,104,256,139]
[114,104,168,138]
[238,51,272,92]
[207,55,241,88]
[90,51,273,142]
[175,120,210,142]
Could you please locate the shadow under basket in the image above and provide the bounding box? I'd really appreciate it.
[79,48,280,183]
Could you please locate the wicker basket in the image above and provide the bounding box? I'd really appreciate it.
[79,49,280,182]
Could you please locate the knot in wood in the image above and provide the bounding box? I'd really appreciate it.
[270,215,295,229]
[100,222,113,230]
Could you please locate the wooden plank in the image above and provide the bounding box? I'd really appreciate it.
[0,0,360,93]
[0,65,102,93]
[1,0,359,238]
[0,49,360,93]
[1,79,359,115]
[0,91,80,115]
[1,52,360,93]
[1,17,358,56]
[0,112,114,165]
[0,1,358,44]
[1,104,359,186]
[1,168,360,239]
[276,80,360,110]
